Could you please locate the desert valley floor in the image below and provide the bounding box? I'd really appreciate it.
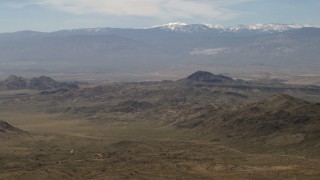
[1,71,320,179]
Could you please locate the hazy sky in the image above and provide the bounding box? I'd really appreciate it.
[0,0,319,32]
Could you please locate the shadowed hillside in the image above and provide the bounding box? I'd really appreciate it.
[0,120,26,139]
[203,93,320,141]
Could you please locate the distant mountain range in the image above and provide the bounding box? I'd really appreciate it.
[0,23,319,79]
[150,22,318,33]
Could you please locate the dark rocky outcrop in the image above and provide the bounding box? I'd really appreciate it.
[0,120,27,138]
[186,71,233,83]
[29,76,78,90]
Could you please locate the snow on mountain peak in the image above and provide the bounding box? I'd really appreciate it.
[151,22,224,33]
[205,24,224,29]
[151,22,188,30]
[150,22,318,33]
[228,23,316,32]
[58,23,320,35]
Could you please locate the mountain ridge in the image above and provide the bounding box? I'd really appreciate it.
[204,93,320,138]
[1,23,319,35]
[0,75,78,90]
[150,22,318,33]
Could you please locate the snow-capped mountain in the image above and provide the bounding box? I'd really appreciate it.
[150,22,318,33]
[47,23,319,36]
[150,22,215,33]
[228,23,316,32]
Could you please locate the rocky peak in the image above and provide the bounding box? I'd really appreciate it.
[186,71,233,83]
[3,75,27,89]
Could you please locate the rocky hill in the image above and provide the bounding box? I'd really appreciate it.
[3,75,27,89]
[0,75,78,90]
[186,71,234,83]
[205,94,320,138]
[0,120,26,139]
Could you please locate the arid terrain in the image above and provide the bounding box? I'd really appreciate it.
[0,71,320,179]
